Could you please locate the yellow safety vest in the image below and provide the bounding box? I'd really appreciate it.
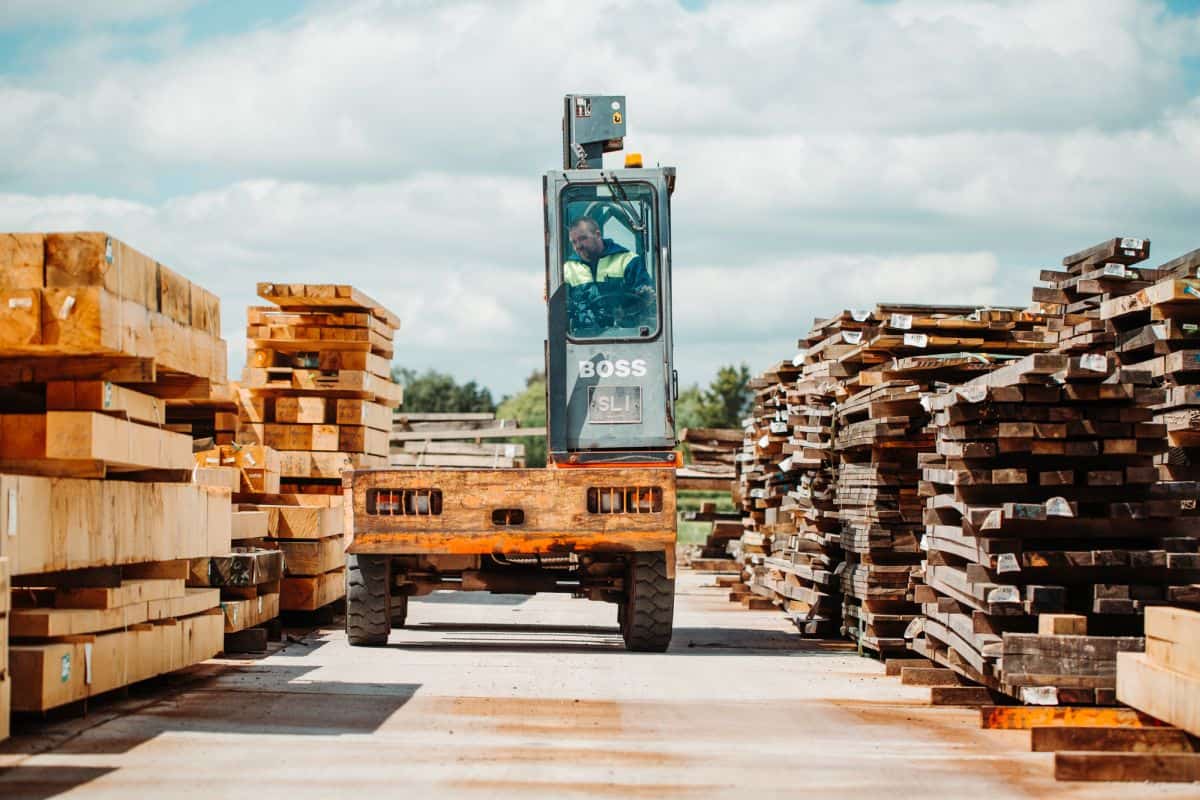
[563,251,638,287]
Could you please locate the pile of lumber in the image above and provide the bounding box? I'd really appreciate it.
[1100,255,1200,482]
[236,284,401,613]
[0,232,231,716]
[684,501,743,566]
[167,382,239,448]
[908,350,1200,704]
[1033,237,1154,355]
[678,427,739,490]
[391,412,529,468]
[189,547,284,653]
[830,304,1050,655]
[1117,606,1200,737]
[733,361,803,610]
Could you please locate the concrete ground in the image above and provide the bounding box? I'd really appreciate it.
[1,570,1194,799]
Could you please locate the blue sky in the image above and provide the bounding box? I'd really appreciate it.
[0,0,1199,396]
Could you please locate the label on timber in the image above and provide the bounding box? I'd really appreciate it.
[1079,353,1107,372]
[850,309,870,322]
[258,597,264,614]
[792,353,804,367]
[6,488,15,535]
[777,456,793,471]
[985,585,1020,604]
[1152,324,1168,340]
[757,435,769,449]
[1101,263,1130,278]
[903,333,928,348]
[58,295,76,319]
[958,384,988,403]
[7,297,32,309]
[84,642,93,684]
[842,331,863,344]
[1021,686,1059,706]
[995,553,1020,574]
[769,421,789,434]
[1044,496,1073,517]
[918,535,928,551]
[1120,237,1145,250]
[60,654,71,683]
[891,313,913,330]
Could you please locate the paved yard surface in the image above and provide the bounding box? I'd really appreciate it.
[1,570,1192,798]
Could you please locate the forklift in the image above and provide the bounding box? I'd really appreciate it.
[343,94,679,651]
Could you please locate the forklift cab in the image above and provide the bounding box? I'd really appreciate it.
[544,96,677,465]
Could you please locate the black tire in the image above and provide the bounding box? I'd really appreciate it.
[346,554,391,646]
[621,552,674,652]
[391,593,409,627]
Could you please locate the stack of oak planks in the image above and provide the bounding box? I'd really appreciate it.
[391,412,527,468]
[188,547,285,653]
[1100,252,1200,485]
[1117,606,1200,740]
[236,284,402,614]
[732,361,803,610]
[0,232,231,717]
[830,304,1051,655]
[909,350,1199,704]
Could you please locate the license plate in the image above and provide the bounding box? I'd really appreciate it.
[588,386,642,424]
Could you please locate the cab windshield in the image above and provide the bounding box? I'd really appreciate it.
[561,181,659,340]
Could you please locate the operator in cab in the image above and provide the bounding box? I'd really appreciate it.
[564,215,655,337]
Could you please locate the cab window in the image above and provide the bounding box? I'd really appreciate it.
[561,182,658,340]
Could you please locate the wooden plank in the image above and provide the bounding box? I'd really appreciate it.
[1038,614,1088,636]
[1054,752,1200,782]
[0,355,155,384]
[46,381,165,426]
[41,411,193,471]
[260,504,343,539]
[901,666,965,687]
[44,232,157,310]
[9,610,223,712]
[1031,726,1194,753]
[231,510,269,542]
[257,282,401,329]
[56,578,184,609]
[2,476,231,576]
[221,590,279,633]
[272,535,345,576]
[1117,651,1200,736]
[280,567,345,611]
[980,706,1168,731]
[929,686,1003,705]
[0,233,44,289]
[1143,606,1200,677]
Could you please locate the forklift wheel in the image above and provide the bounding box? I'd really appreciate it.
[346,554,391,646]
[621,552,674,652]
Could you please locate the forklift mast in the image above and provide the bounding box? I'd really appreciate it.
[545,94,678,467]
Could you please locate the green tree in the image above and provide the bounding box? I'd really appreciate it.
[392,367,496,413]
[702,363,753,428]
[675,363,753,432]
[497,369,547,467]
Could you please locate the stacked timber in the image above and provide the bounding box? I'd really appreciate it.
[0,232,230,715]
[678,427,739,490]
[1101,257,1200,484]
[238,284,401,614]
[734,361,803,610]
[391,412,528,468]
[1117,606,1200,737]
[831,304,1051,655]
[910,352,1200,704]
[1032,237,1153,355]
[167,382,239,448]
[189,548,285,652]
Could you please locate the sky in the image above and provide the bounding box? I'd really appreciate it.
[1,0,1199,397]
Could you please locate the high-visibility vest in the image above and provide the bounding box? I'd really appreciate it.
[563,251,638,288]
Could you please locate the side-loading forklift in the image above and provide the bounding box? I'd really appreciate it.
[343,94,679,651]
